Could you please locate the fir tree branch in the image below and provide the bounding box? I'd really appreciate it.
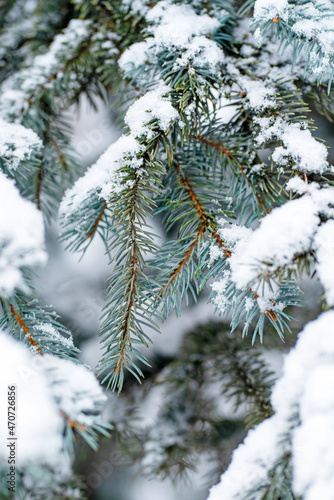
[87,201,107,239]
[157,162,231,300]
[175,163,232,256]
[158,162,277,322]
[8,302,42,354]
[112,177,140,378]
[191,133,233,157]
[60,411,87,432]
[98,145,164,391]
[159,223,207,299]
[191,133,268,212]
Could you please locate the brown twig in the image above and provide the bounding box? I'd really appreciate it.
[60,411,87,432]
[158,166,231,299]
[175,164,231,257]
[9,303,42,353]
[191,133,269,211]
[87,203,107,238]
[191,133,233,157]
[159,164,277,320]
[159,224,206,298]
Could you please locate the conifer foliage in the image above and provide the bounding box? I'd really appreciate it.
[0,0,333,498]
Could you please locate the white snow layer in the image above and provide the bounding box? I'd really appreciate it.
[60,85,178,217]
[0,331,107,467]
[255,117,329,173]
[43,355,107,427]
[229,183,334,291]
[207,310,334,500]
[254,0,289,20]
[314,220,334,305]
[253,0,334,74]
[0,118,42,169]
[119,0,224,72]
[0,19,91,120]
[0,171,47,296]
[229,195,320,289]
[210,180,334,310]
[0,332,63,467]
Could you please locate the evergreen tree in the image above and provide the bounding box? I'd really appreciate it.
[0,0,333,498]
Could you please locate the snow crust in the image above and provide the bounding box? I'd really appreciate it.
[0,172,47,296]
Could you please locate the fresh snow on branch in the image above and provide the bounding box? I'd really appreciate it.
[0,332,63,467]
[124,84,179,139]
[255,117,329,173]
[253,0,334,78]
[0,19,92,120]
[229,180,334,288]
[0,329,108,488]
[43,355,107,428]
[210,179,334,315]
[60,84,178,218]
[0,118,42,170]
[119,0,224,73]
[314,220,334,306]
[0,172,47,296]
[207,310,334,500]
[229,195,320,288]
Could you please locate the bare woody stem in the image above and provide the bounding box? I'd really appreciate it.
[175,164,231,257]
[60,411,87,432]
[191,133,267,212]
[159,224,206,297]
[191,133,233,157]
[158,165,231,299]
[9,303,42,353]
[87,202,107,239]
[160,164,277,321]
